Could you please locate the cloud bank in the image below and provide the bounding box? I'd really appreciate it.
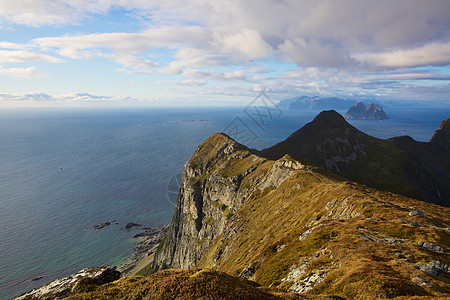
[1,0,450,103]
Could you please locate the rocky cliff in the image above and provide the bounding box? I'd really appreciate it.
[152,120,450,298]
[152,133,268,270]
[344,102,388,120]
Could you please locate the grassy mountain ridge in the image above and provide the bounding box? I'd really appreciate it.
[149,120,449,298]
[196,156,450,298]
[259,111,449,206]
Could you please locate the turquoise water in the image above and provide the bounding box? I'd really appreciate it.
[0,106,447,299]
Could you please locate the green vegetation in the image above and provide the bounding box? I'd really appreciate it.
[196,154,450,298]
[66,269,328,300]
[157,236,167,252]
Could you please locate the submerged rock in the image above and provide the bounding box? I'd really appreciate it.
[124,222,142,230]
[92,222,110,229]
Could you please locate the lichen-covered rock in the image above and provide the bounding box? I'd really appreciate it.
[14,266,120,300]
[417,241,446,252]
[409,209,424,216]
[416,260,449,276]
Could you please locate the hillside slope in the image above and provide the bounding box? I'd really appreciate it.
[62,269,346,300]
[259,111,449,206]
[152,129,449,298]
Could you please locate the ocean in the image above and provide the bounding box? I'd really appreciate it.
[0,106,448,299]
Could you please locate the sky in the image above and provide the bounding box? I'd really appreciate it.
[0,0,450,107]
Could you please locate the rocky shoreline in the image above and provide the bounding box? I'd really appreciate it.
[14,224,169,299]
[118,224,169,275]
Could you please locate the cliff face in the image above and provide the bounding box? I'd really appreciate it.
[152,133,268,269]
[152,133,307,270]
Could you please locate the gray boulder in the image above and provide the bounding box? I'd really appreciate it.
[417,241,446,252]
[416,260,449,276]
[409,209,424,217]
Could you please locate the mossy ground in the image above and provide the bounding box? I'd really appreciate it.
[65,269,342,299]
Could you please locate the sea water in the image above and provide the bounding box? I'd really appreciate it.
[0,106,447,299]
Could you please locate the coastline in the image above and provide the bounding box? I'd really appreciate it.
[118,224,169,276]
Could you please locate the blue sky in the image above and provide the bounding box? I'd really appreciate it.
[0,0,450,107]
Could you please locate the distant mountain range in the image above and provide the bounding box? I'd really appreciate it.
[278,96,358,110]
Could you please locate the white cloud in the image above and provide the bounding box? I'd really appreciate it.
[0,92,160,105]
[180,67,269,82]
[33,26,211,54]
[0,92,53,100]
[108,54,156,74]
[0,41,28,49]
[160,48,233,74]
[355,42,450,68]
[0,65,44,77]
[0,0,112,26]
[1,1,450,103]
[214,28,273,59]
[278,39,352,68]
[22,1,450,72]
[157,79,207,86]
[60,93,113,102]
[0,50,63,63]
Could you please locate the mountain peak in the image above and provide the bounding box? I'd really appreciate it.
[311,110,348,126]
[188,132,249,169]
[260,111,449,206]
[429,118,450,148]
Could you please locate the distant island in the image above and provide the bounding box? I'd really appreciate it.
[344,102,388,120]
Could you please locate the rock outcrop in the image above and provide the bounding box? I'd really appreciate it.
[14,266,120,300]
[344,102,388,120]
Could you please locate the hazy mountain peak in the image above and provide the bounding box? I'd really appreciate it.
[344,102,388,120]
